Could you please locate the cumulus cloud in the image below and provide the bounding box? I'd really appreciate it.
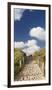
[29,27,45,41]
[26,40,37,47]
[14,40,40,56]
[22,45,40,56]
[14,41,25,48]
[14,9,34,21]
[14,9,25,21]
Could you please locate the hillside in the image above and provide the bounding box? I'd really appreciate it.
[14,48,45,80]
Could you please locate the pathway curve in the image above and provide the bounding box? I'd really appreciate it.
[15,60,45,81]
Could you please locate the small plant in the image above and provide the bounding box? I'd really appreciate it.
[14,48,26,80]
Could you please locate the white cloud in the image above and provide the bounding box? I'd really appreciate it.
[14,41,25,48]
[14,9,25,21]
[14,40,40,56]
[26,40,37,47]
[22,45,40,56]
[29,27,45,40]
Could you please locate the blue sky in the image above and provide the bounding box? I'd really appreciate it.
[14,9,45,56]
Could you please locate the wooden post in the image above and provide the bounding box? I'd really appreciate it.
[19,60,21,68]
[23,57,24,64]
[38,57,39,65]
[38,56,40,66]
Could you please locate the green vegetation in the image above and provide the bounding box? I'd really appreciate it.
[14,48,24,64]
[39,48,45,62]
[14,48,26,79]
[33,48,45,76]
[33,51,39,64]
[33,48,45,63]
[14,48,46,79]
